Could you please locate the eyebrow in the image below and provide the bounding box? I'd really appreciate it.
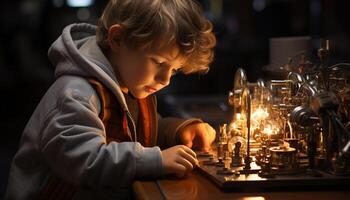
[151,54,172,61]
[155,54,186,66]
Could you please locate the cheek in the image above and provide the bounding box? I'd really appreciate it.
[127,62,154,85]
[119,55,139,73]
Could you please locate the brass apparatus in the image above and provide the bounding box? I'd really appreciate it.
[198,40,350,189]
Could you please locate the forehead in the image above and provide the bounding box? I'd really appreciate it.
[148,43,186,63]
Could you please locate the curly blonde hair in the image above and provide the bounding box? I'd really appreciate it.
[96,0,216,74]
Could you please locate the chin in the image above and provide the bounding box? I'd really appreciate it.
[130,91,149,99]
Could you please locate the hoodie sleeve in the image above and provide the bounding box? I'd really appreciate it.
[39,86,162,190]
[157,115,203,149]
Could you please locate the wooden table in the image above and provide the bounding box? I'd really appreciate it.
[133,169,350,200]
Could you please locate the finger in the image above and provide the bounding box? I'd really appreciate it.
[195,126,212,152]
[209,126,217,143]
[176,156,194,173]
[201,137,211,152]
[203,125,216,146]
[180,129,195,144]
[184,141,193,149]
[179,147,199,167]
[181,145,197,159]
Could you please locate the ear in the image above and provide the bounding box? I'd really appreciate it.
[107,24,124,52]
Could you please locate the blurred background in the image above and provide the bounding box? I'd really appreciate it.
[1,0,350,197]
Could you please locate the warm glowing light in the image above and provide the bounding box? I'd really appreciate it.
[230,122,236,130]
[250,106,270,137]
[242,196,265,200]
[263,126,273,136]
[230,105,281,141]
[251,107,269,122]
[236,113,241,120]
[262,123,279,136]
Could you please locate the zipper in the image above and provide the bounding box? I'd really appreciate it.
[125,110,138,142]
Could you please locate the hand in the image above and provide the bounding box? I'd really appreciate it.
[178,122,216,152]
[161,145,198,178]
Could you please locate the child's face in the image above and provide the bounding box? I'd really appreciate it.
[112,42,184,98]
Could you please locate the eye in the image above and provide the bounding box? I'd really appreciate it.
[151,58,163,66]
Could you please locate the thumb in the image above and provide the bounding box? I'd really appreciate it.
[179,128,195,147]
[202,138,211,152]
[183,140,193,148]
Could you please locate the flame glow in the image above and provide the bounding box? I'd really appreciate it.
[230,106,280,140]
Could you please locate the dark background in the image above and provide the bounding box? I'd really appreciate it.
[1,0,350,197]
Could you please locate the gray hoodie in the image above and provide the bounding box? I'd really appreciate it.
[6,23,200,200]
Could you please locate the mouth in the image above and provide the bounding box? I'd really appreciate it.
[145,86,158,93]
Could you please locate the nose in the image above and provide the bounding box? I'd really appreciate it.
[155,67,172,86]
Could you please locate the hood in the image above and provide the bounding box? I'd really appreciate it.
[48,23,128,111]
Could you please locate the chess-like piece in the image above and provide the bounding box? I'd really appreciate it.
[258,154,275,178]
[232,142,244,167]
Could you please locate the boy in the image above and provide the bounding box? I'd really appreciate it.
[6,0,216,199]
